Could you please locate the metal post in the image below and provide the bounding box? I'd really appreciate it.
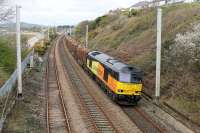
[69,26,72,36]
[155,8,162,103]
[16,5,22,97]
[47,27,49,40]
[30,50,34,68]
[85,25,88,48]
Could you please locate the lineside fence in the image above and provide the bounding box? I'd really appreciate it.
[0,50,34,96]
[0,33,44,96]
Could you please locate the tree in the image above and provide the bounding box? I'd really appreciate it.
[0,0,14,22]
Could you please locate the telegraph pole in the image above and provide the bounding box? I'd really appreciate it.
[69,26,71,36]
[30,50,34,68]
[155,7,162,103]
[16,5,22,97]
[55,26,57,34]
[85,25,88,48]
[47,27,49,40]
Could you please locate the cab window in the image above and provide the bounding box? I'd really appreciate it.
[131,76,142,83]
[119,73,130,82]
[111,71,119,80]
[103,69,108,81]
[119,73,141,83]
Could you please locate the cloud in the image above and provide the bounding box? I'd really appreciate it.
[10,0,140,25]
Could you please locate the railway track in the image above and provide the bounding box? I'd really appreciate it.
[46,40,71,133]
[141,89,199,132]
[58,37,118,133]
[122,106,166,133]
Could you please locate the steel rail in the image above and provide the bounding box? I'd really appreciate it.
[46,39,72,133]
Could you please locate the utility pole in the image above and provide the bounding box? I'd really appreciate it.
[155,7,162,103]
[69,26,72,36]
[85,25,88,48]
[47,27,49,40]
[30,49,34,68]
[16,5,22,97]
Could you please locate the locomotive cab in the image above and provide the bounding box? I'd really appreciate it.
[87,51,143,105]
[115,66,143,104]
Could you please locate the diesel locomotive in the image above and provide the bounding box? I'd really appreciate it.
[65,36,143,105]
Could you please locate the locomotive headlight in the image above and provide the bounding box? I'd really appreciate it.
[118,89,123,92]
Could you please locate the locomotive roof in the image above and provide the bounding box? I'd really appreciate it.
[88,51,141,74]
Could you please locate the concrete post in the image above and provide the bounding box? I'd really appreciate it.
[47,27,49,40]
[155,8,162,103]
[69,26,71,36]
[30,50,34,68]
[16,5,22,97]
[85,25,88,48]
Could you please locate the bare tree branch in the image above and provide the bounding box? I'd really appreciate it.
[0,0,14,22]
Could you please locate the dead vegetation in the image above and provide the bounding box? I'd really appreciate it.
[0,0,14,22]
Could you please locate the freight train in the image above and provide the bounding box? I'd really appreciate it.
[64,36,143,105]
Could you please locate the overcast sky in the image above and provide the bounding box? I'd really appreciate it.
[9,0,141,26]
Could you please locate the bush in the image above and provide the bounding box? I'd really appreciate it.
[34,41,47,56]
[95,15,107,26]
[0,39,16,74]
[128,9,140,17]
[169,23,200,72]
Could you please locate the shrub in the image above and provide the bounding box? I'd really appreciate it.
[0,39,16,74]
[169,23,200,72]
[34,41,47,56]
[128,9,140,17]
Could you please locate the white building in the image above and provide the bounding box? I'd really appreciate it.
[167,0,185,4]
[158,0,194,5]
[130,0,195,10]
[149,0,166,7]
[130,1,150,10]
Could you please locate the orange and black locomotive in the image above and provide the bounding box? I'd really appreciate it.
[65,36,143,105]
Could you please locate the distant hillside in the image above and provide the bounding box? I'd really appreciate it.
[75,3,200,129]
[0,22,45,31]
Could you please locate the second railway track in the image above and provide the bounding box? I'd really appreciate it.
[46,39,71,133]
[122,106,166,133]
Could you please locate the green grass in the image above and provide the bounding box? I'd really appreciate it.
[0,37,16,74]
